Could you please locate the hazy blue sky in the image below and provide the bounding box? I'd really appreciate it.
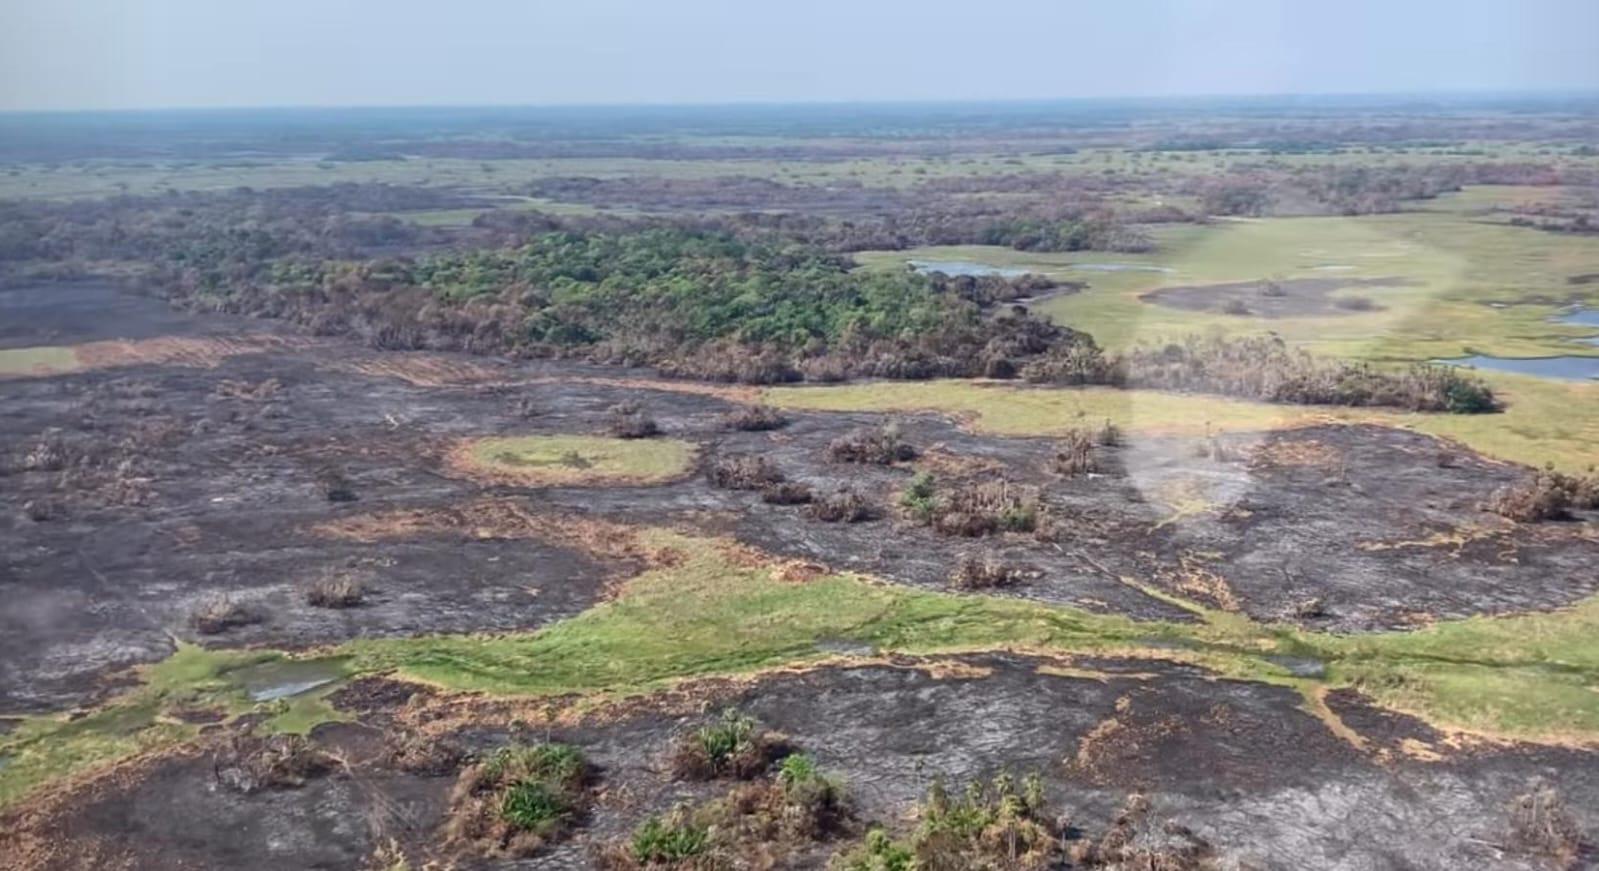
[2,0,1597,111]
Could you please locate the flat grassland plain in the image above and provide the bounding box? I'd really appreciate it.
[2,99,1599,870]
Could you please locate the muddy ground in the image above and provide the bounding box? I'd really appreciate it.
[1140,277,1414,317]
[8,654,1597,870]
[3,283,1599,868]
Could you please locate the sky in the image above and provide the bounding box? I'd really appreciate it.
[2,0,1597,112]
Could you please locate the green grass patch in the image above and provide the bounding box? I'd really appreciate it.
[10,527,1599,810]
[765,376,1599,472]
[462,435,697,486]
[0,345,81,378]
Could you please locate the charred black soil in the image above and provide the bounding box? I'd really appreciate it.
[1140,276,1416,317]
[3,284,1599,869]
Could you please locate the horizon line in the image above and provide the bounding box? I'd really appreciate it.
[5,87,1599,118]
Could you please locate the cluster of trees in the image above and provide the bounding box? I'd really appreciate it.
[155,227,1098,384]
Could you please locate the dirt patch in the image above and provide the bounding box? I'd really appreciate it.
[1140,276,1416,318]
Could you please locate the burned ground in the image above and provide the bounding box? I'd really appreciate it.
[3,283,1599,868]
[1140,276,1416,317]
[7,654,1597,871]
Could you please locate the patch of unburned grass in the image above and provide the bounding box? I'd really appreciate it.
[765,376,1599,471]
[10,525,1599,809]
[452,435,697,486]
[0,346,81,378]
[766,381,1343,439]
[0,645,350,810]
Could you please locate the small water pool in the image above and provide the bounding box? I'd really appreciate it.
[1067,263,1175,273]
[232,657,348,702]
[907,259,1029,278]
[1438,355,1599,382]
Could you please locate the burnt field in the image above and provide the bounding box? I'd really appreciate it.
[3,283,1599,870]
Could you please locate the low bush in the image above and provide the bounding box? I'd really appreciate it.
[316,466,358,503]
[1119,335,1497,413]
[760,481,814,505]
[836,772,1055,871]
[898,472,938,523]
[1053,429,1098,476]
[1508,784,1585,868]
[670,709,789,781]
[1096,418,1123,447]
[706,455,784,490]
[301,570,367,608]
[444,742,592,857]
[190,594,263,635]
[608,401,661,439]
[1066,794,1218,869]
[1334,294,1378,311]
[628,810,710,864]
[1487,467,1599,522]
[828,424,917,465]
[213,733,337,794]
[602,752,848,870]
[721,404,789,432]
[902,476,1043,537]
[811,488,874,523]
[949,552,1029,590]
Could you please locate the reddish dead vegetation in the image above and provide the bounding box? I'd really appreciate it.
[71,334,319,373]
[313,499,653,567]
[1488,468,1599,522]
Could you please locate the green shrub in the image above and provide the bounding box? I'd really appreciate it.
[501,780,569,832]
[631,812,709,863]
[899,472,938,522]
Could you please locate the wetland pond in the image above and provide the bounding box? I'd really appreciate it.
[1439,354,1599,381]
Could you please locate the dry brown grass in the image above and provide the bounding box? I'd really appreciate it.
[949,552,1030,590]
[189,594,262,635]
[301,569,368,608]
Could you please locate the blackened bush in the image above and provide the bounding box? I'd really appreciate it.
[1053,429,1097,476]
[1508,784,1584,867]
[316,467,358,503]
[811,489,873,523]
[828,424,917,465]
[607,401,661,439]
[760,481,814,505]
[190,595,263,635]
[301,570,367,608]
[707,455,784,490]
[721,404,789,431]
[950,552,1028,590]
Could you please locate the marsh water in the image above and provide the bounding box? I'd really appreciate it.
[907,259,1029,277]
[1440,354,1599,381]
